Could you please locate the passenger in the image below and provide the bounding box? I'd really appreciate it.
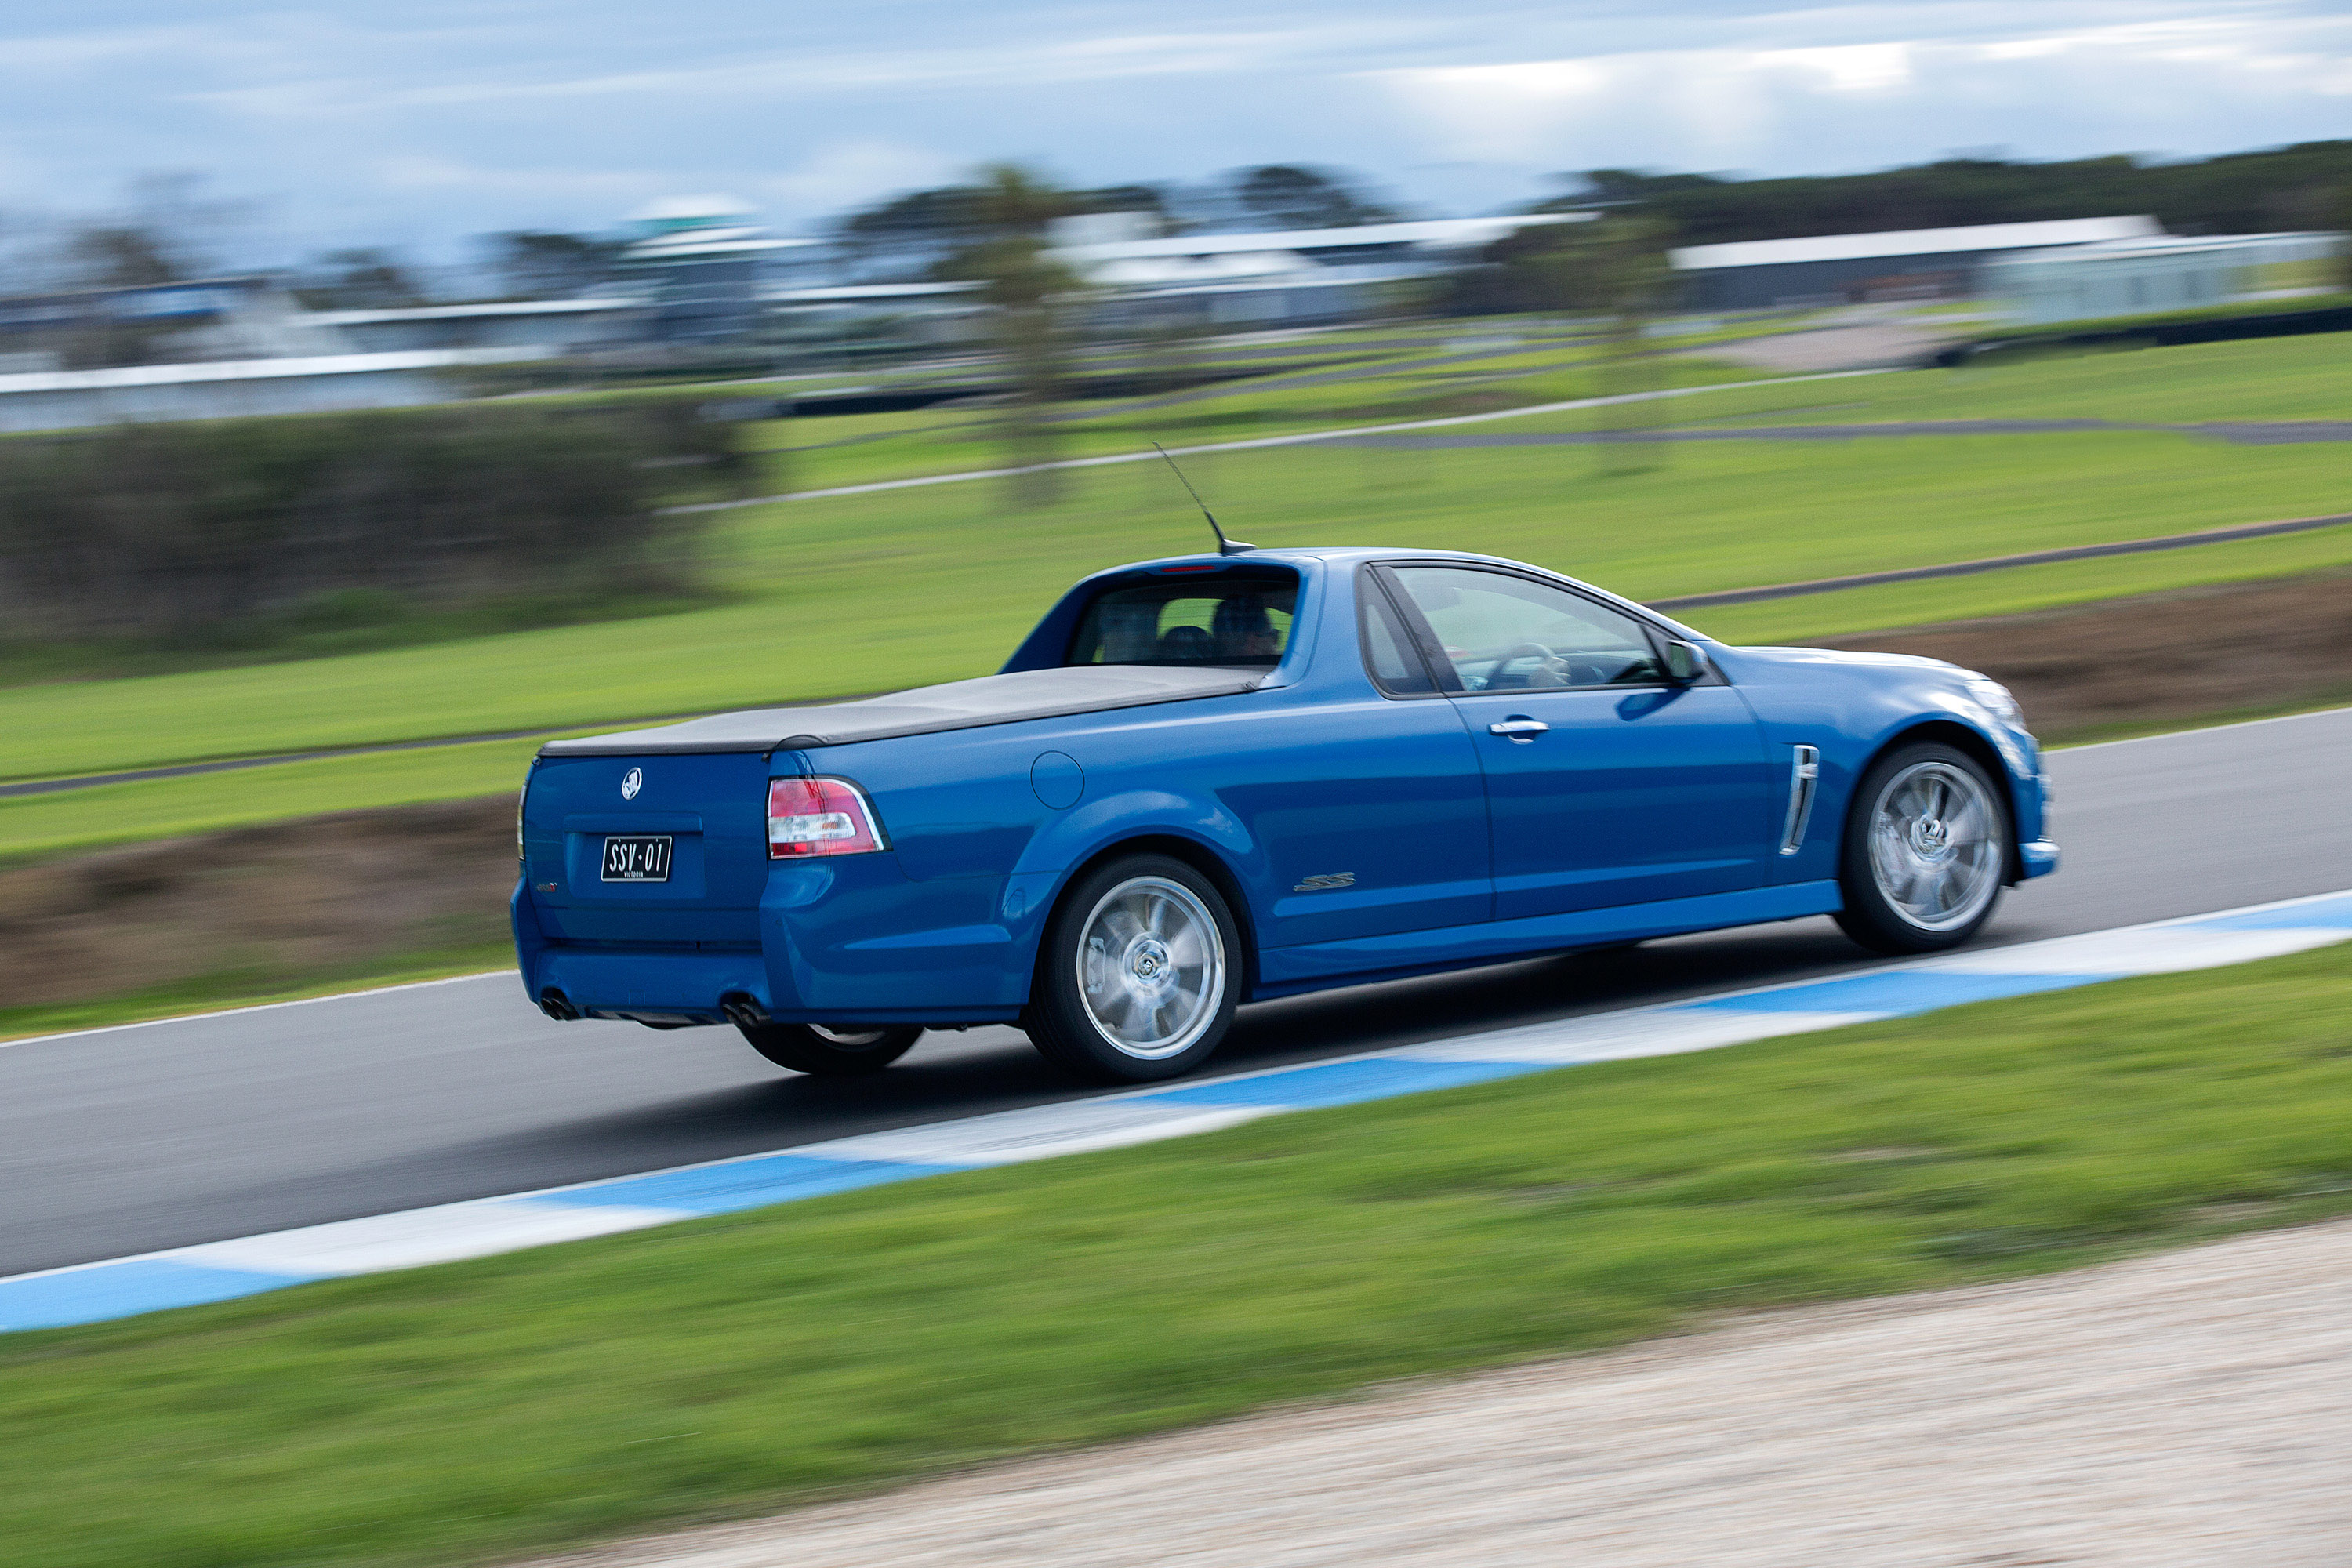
[1156,624,1216,660]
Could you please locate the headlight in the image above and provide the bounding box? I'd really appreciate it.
[1963,673,2024,731]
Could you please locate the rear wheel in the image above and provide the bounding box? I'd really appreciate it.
[1835,741,2009,954]
[1025,855,1242,1083]
[738,1022,921,1076]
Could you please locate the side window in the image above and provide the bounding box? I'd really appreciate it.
[1389,566,1665,691]
[1359,577,1437,695]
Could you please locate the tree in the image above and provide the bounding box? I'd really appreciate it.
[299,248,424,310]
[1502,216,1676,474]
[832,176,1168,281]
[833,186,989,279]
[1533,143,2352,245]
[942,165,1086,508]
[64,225,181,289]
[41,175,250,366]
[57,173,249,290]
[1232,165,1397,231]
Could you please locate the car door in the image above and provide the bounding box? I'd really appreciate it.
[1376,563,1778,921]
[1229,573,1492,949]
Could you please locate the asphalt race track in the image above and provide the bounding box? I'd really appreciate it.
[5,709,2348,1280]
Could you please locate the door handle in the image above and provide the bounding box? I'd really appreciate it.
[1489,717,1548,742]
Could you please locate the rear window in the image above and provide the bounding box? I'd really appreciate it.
[1066,571,1298,668]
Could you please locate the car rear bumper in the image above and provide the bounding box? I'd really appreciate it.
[513,873,1030,1029]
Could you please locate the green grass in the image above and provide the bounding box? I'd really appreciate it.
[0,742,544,865]
[734,335,1678,495]
[3,943,2347,1568]
[0,586,728,688]
[0,941,511,1044]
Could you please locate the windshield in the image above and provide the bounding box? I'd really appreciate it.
[1066,572,1298,668]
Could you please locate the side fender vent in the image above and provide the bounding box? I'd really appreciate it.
[1780,745,1822,856]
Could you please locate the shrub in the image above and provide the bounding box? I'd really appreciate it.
[0,401,743,645]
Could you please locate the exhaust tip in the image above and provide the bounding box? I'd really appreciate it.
[538,989,579,1022]
[720,993,771,1029]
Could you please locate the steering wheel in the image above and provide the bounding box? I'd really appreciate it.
[1488,642,1568,688]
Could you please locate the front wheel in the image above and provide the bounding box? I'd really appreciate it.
[1834,742,2010,955]
[1024,855,1242,1083]
[738,1022,921,1076]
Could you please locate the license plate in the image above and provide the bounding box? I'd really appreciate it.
[601,835,673,882]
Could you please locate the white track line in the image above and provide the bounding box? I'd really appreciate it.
[2050,703,2352,753]
[665,369,1896,512]
[0,970,513,1050]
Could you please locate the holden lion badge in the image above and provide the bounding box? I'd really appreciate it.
[620,767,644,800]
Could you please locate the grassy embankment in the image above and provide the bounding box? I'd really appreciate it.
[3,942,2347,1567]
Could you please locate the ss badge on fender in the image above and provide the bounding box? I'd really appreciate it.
[1293,872,1356,893]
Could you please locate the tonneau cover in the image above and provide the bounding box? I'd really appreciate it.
[538,666,1264,757]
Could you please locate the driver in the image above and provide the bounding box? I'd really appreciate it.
[1212,594,1283,659]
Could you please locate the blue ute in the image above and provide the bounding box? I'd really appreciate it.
[515,548,2056,1081]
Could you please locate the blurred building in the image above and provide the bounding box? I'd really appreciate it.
[310,298,642,354]
[1982,231,2347,325]
[618,195,819,343]
[1671,217,2161,309]
[1048,213,1588,331]
[0,276,344,367]
[762,281,988,349]
[0,276,560,430]
[0,349,541,434]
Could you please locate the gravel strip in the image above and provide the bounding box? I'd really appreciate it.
[537,1220,2352,1568]
[1701,321,1955,372]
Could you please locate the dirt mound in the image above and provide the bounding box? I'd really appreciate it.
[0,797,517,1010]
[1813,569,2352,742]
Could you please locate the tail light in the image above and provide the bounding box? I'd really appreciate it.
[768,776,888,858]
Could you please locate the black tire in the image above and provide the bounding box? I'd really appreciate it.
[1024,853,1243,1083]
[738,1022,921,1076]
[1834,740,2011,955]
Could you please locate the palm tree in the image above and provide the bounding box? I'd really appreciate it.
[956,165,1084,507]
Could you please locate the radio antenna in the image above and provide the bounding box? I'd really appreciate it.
[1152,441,1254,556]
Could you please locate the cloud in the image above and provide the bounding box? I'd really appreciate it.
[756,141,966,214]
[0,2,2346,258]
[1367,12,2352,169]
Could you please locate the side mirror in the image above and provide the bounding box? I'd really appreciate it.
[1663,641,1708,682]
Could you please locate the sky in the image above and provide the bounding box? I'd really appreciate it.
[2,1,2347,266]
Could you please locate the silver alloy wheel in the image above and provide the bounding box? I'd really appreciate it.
[808,1025,892,1047]
[1073,874,1227,1060]
[1867,760,2002,933]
